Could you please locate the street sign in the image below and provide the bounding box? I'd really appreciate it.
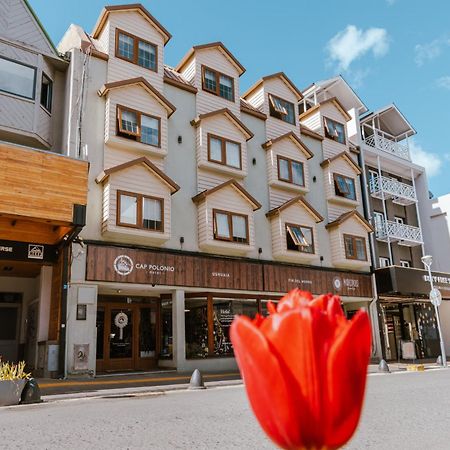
[430,288,442,307]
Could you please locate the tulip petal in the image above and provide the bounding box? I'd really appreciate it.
[276,289,313,313]
[230,316,303,449]
[326,310,371,448]
[261,307,333,448]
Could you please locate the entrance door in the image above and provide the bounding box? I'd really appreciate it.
[0,295,21,363]
[96,300,159,372]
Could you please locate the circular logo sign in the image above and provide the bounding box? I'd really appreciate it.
[113,255,134,276]
[333,276,342,291]
[114,312,129,329]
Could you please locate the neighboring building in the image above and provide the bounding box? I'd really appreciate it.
[58,3,376,376]
[0,0,88,376]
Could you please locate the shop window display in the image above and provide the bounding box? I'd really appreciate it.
[185,298,209,358]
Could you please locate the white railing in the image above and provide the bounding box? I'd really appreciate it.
[375,220,423,244]
[369,175,417,202]
[364,131,411,161]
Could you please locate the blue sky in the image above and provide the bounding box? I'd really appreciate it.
[30,0,450,196]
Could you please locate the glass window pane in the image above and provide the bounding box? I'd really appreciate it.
[96,308,104,360]
[185,298,209,359]
[283,101,295,125]
[292,161,304,185]
[141,115,159,146]
[279,158,290,180]
[345,236,354,257]
[215,212,230,238]
[346,178,356,200]
[120,194,137,225]
[160,300,173,359]
[120,110,138,134]
[0,307,18,340]
[204,69,216,92]
[0,57,36,99]
[209,137,222,162]
[139,308,156,358]
[40,74,52,112]
[138,41,156,70]
[300,227,314,253]
[143,197,162,230]
[356,238,366,260]
[219,74,233,100]
[232,215,247,241]
[109,309,133,359]
[225,141,240,168]
[118,33,134,60]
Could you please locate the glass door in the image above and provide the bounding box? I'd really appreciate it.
[110,308,133,360]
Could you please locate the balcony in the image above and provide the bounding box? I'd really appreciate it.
[0,142,88,245]
[369,175,417,206]
[364,129,411,161]
[375,220,423,247]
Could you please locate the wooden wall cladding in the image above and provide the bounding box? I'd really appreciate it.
[0,143,88,223]
[86,244,373,297]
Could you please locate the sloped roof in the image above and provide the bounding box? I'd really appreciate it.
[266,195,324,223]
[300,125,324,141]
[325,210,374,232]
[96,157,180,194]
[98,77,176,117]
[320,151,361,175]
[240,99,267,120]
[190,108,254,140]
[92,4,172,44]
[192,179,261,210]
[261,132,314,160]
[163,66,197,93]
[176,42,245,75]
[242,72,303,101]
[299,97,352,122]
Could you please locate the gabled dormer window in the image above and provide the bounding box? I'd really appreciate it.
[116,29,157,72]
[201,66,234,101]
[286,224,314,253]
[277,156,305,186]
[213,209,248,244]
[324,117,346,145]
[268,94,296,125]
[208,134,242,169]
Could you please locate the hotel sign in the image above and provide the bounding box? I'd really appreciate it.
[0,239,58,263]
[86,244,373,297]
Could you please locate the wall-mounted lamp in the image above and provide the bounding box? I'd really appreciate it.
[178,135,182,144]
[313,176,317,182]
[252,158,257,165]
[258,247,263,254]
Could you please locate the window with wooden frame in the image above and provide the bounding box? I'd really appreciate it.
[286,224,314,254]
[323,117,346,144]
[207,134,242,169]
[201,66,234,101]
[213,209,249,244]
[344,234,367,261]
[268,94,296,125]
[117,191,164,232]
[334,173,357,201]
[40,73,53,113]
[115,29,157,71]
[277,156,305,186]
[117,105,161,147]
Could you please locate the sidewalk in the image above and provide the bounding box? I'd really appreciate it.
[35,362,445,402]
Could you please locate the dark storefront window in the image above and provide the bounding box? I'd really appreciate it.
[185,298,209,359]
[160,300,173,359]
[96,307,105,360]
[139,308,156,358]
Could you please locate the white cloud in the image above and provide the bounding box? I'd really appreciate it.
[409,140,442,177]
[414,37,450,66]
[326,25,390,71]
[436,76,450,90]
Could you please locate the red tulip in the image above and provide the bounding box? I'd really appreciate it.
[230,289,371,450]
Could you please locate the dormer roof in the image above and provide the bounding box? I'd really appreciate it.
[176,42,246,75]
[192,179,261,211]
[325,210,374,232]
[190,108,254,141]
[98,77,176,117]
[96,157,180,194]
[299,97,352,122]
[320,151,361,175]
[266,195,324,223]
[92,3,172,44]
[261,132,314,160]
[242,72,303,101]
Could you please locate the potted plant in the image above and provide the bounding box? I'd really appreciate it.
[0,360,31,406]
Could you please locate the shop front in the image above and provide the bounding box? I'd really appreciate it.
[376,266,450,361]
[71,242,375,375]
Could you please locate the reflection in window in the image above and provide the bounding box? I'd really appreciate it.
[185,298,209,359]
[119,193,138,225]
[0,56,36,99]
[324,117,346,144]
[160,300,173,359]
[334,174,356,200]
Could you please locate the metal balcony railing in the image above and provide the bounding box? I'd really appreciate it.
[369,175,417,205]
[374,220,423,246]
[364,131,411,161]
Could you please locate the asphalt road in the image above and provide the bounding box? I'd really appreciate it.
[1,369,449,449]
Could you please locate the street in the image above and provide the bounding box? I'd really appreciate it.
[1,369,450,449]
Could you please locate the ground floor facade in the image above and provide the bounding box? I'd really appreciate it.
[375,266,450,361]
[63,241,379,376]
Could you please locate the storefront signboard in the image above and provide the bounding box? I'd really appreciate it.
[86,244,373,297]
[0,239,58,263]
